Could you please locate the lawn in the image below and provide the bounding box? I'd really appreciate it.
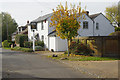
[48,54,119,61]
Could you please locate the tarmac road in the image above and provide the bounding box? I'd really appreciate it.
[2,48,94,80]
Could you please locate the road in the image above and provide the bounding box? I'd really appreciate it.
[2,48,93,79]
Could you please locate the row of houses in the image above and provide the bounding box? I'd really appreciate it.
[12,11,115,51]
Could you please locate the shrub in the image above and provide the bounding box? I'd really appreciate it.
[15,34,28,47]
[35,46,44,51]
[69,41,93,55]
[2,40,12,47]
[115,27,120,32]
[35,41,44,47]
[24,41,33,48]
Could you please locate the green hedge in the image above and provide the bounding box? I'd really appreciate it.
[24,41,33,48]
[15,34,28,47]
[115,27,120,32]
[35,41,44,47]
[24,41,44,48]
[2,40,12,47]
[35,46,44,51]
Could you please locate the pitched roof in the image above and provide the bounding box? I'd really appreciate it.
[48,30,56,36]
[89,13,101,20]
[32,13,53,23]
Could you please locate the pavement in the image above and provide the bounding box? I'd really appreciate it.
[35,51,119,78]
[2,48,95,79]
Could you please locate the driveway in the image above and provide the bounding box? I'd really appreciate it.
[2,48,94,79]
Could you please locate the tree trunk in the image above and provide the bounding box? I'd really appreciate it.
[67,39,69,56]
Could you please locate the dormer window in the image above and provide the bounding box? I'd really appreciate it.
[41,21,44,30]
[83,21,88,29]
[96,23,99,30]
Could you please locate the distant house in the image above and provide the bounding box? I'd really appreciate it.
[12,23,28,41]
[28,11,115,51]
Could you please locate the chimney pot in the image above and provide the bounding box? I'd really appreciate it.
[86,11,89,15]
[27,20,29,24]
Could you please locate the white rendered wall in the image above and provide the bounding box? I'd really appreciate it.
[77,14,94,36]
[94,14,114,36]
[49,36,56,51]
[55,37,67,51]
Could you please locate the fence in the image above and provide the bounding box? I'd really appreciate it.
[75,36,120,58]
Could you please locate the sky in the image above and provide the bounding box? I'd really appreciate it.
[0,0,119,26]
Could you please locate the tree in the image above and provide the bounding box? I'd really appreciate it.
[105,4,120,27]
[0,12,18,41]
[50,2,85,56]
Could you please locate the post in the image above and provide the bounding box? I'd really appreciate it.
[33,30,35,52]
[67,39,69,56]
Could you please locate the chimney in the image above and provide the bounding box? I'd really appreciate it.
[27,20,29,24]
[86,11,89,16]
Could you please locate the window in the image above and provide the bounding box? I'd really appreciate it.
[41,35,44,42]
[41,21,44,30]
[96,23,99,30]
[83,21,88,29]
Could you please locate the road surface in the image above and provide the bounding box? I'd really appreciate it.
[2,48,93,79]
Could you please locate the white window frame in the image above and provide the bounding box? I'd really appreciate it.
[96,23,99,30]
[83,21,88,29]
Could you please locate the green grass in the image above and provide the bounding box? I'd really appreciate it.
[48,54,119,61]
[11,46,33,52]
[3,47,11,49]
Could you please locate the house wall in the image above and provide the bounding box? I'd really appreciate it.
[37,21,49,48]
[77,14,94,36]
[55,37,67,51]
[49,36,56,51]
[94,14,115,36]
[28,17,55,49]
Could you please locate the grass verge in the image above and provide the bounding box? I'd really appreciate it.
[48,54,120,61]
[11,46,33,52]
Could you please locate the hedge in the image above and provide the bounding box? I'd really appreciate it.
[2,40,12,47]
[15,34,28,47]
[24,41,44,48]
[24,41,33,48]
[115,27,120,32]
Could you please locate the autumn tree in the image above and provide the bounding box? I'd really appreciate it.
[50,2,85,56]
[105,4,120,27]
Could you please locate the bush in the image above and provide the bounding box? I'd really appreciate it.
[69,41,93,55]
[115,27,120,32]
[15,34,28,47]
[2,40,12,47]
[35,46,44,51]
[24,41,44,48]
[24,41,33,48]
[35,41,44,47]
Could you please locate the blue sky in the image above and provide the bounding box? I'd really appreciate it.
[0,0,119,26]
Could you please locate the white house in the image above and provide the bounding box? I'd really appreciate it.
[28,12,115,51]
